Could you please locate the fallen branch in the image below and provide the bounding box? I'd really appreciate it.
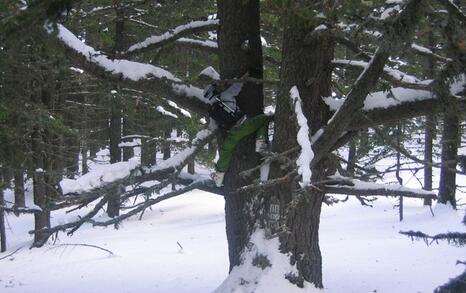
[48,243,114,255]
[0,246,23,261]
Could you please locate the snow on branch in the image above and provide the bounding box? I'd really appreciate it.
[177,37,218,50]
[51,23,210,114]
[126,19,219,55]
[156,105,178,118]
[323,87,433,112]
[410,43,452,63]
[436,0,466,23]
[60,127,217,196]
[324,175,437,200]
[56,24,179,82]
[166,100,192,118]
[332,58,432,89]
[290,86,313,187]
[312,0,426,167]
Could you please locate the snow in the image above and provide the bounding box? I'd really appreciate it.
[127,19,219,53]
[290,86,313,187]
[214,229,322,293]
[323,73,465,112]
[332,59,425,84]
[60,158,140,194]
[148,129,213,172]
[327,174,436,196]
[56,24,178,82]
[156,105,178,119]
[380,5,401,20]
[199,66,220,80]
[167,101,192,118]
[323,87,434,112]
[69,67,84,74]
[411,43,432,54]
[53,24,207,103]
[314,24,328,31]
[2,186,465,292]
[177,38,218,48]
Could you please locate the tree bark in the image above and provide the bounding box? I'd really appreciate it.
[271,1,334,287]
[0,184,6,252]
[14,169,25,211]
[163,129,171,160]
[141,138,157,166]
[217,0,264,271]
[31,127,50,246]
[423,114,435,205]
[108,101,122,217]
[122,116,133,161]
[438,114,460,208]
[188,160,195,175]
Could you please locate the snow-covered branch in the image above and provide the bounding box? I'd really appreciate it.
[436,0,466,23]
[410,43,452,63]
[125,19,219,55]
[290,86,313,187]
[52,24,211,114]
[61,127,217,196]
[312,0,424,167]
[332,59,432,90]
[324,175,437,200]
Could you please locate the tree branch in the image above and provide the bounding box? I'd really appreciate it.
[312,0,424,167]
[436,0,466,23]
[52,24,210,115]
[124,19,219,56]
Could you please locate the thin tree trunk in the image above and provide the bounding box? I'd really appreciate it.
[32,128,50,246]
[188,160,195,175]
[107,1,126,218]
[163,129,171,160]
[122,117,133,161]
[424,28,436,206]
[438,114,460,208]
[108,103,122,217]
[347,137,357,176]
[141,138,157,166]
[423,114,435,205]
[396,124,404,221]
[0,185,6,252]
[14,169,25,211]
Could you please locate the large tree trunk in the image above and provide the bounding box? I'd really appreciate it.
[272,1,333,287]
[217,0,264,271]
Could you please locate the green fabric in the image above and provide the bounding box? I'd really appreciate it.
[216,114,268,172]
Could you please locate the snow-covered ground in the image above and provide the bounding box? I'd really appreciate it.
[1,187,465,292]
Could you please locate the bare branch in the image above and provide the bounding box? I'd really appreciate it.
[48,243,114,255]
